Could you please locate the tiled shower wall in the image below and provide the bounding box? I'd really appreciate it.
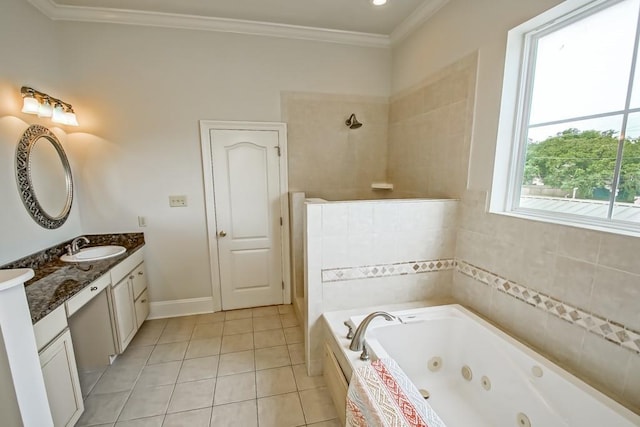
[454,191,640,413]
[282,92,390,201]
[387,52,477,199]
[305,199,458,375]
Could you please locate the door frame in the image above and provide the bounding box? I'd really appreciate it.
[199,120,291,312]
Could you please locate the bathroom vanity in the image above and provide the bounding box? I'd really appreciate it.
[0,233,148,427]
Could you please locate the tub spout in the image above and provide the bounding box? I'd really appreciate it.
[349,311,396,360]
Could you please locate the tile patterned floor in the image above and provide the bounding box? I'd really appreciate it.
[77,305,340,427]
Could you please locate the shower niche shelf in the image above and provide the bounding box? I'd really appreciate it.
[371,182,394,190]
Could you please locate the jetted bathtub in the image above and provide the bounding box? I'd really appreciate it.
[344,304,640,427]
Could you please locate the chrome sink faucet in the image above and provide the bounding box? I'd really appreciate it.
[349,311,396,361]
[67,236,89,255]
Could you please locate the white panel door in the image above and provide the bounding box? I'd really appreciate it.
[212,129,283,310]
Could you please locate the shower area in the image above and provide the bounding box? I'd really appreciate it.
[281,53,476,372]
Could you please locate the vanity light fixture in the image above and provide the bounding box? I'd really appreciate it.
[21,86,79,126]
[372,0,388,5]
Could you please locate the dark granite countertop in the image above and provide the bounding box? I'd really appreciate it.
[0,233,145,324]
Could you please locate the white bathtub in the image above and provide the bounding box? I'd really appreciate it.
[345,304,640,427]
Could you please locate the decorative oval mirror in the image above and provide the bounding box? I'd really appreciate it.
[16,124,73,229]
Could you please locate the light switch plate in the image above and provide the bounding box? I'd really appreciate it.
[169,195,187,207]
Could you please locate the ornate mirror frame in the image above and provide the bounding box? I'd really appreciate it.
[16,124,74,229]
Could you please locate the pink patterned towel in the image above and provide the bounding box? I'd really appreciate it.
[346,358,446,427]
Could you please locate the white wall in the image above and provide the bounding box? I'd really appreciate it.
[0,0,83,264]
[53,22,391,304]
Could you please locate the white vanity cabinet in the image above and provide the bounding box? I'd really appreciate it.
[34,306,83,427]
[110,249,149,353]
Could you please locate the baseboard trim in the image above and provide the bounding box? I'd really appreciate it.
[148,297,215,319]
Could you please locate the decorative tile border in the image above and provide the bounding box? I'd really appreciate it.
[456,260,640,355]
[322,259,455,283]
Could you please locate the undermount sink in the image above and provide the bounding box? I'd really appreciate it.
[60,245,126,263]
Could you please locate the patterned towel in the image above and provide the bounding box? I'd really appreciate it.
[346,358,447,427]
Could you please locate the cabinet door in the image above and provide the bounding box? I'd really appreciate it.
[40,329,84,427]
[134,289,150,329]
[112,278,136,352]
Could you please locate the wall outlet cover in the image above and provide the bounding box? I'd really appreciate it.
[169,195,187,207]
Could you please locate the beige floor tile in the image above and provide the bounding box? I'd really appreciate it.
[283,326,304,344]
[225,308,253,320]
[129,325,163,347]
[136,361,181,388]
[255,346,291,370]
[307,419,341,427]
[196,312,225,324]
[148,341,188,364]
[256,366,297,397]
[218,350,255,376]
[177,355,219,383]
[221,332,254,353]
[192,322,224,339]
[156,330,193,345]
[210,399,258,427]
[299,387,337,424]
[257,392,305,427]
[116,345,154,365]
[163,407,212,427]
[80,368,106,397]
[165,316,198,328]
[185,337,221,359]
[252,306,279,317]
[223,318,253,335]
[252,315,282,331]
[280,313,300,328]
[92,363,143,394]
[214,372,256,405]
[115,416,164,426]
[277,305,293,315]
[292,364,325,390]
[288,343,305,365]
[77,391,129,426]
[118,384,173,421]
[254,329,286,349]
[167,378,215,413]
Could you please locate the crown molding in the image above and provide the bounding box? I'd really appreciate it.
[390,0,448,45]
[26,0,392,48]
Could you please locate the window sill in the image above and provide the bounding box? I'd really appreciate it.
[489,208,640,239]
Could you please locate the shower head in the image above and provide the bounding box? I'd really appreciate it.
[345,113,362,129]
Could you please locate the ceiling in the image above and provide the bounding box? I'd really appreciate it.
[28,0,448,46]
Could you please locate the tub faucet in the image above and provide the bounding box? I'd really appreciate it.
[349,311,396,361]
[67,236,89,255]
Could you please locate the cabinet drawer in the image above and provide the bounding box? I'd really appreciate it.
[110,248,144,284]
[131,263,147,300]
[65,274,111,317]
[33,305,68,352]
[134,289,149,329]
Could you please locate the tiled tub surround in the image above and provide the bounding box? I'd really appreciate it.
[305,198,458,375]
[454,190,640,413]
[0,233,145,322]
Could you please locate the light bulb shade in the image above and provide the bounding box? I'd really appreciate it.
[51,104,66,124]
[37,100,53,118]
[64,111,79,126]
[22,96,40,114]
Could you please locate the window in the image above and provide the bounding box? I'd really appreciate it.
[492,0,640,235]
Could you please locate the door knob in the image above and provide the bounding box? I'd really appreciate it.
[218,230,227,237]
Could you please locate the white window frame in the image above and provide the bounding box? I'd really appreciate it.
[491,0,640,237]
